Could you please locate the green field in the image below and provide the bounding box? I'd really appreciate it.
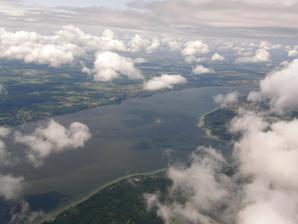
[0,60,266,126]
[0,65,146,126]
[43,171,170,224]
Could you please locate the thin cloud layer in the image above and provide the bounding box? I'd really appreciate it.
[1,0,298,39]
[130,0,298,30]
[214,91,239,108]
[0,127,12,166]
[0,127,24,201]
[0,174,24,200]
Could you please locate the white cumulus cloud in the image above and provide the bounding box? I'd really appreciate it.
[147,110,298,224]
[236,45,270,63]
[192,64,212,74]
[15,119,91,166]
[127,34,160,53]
[181,40,209,63]
[90,51,143,82]
[143,74,187,91]
[251,59,298,114]
[211,53,224,61]
[0,28,84,67]
[288,49,298,57]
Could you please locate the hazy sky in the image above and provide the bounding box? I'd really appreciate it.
[1,0,298,39]
[23,0,154,8]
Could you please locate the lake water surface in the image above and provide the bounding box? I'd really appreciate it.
[12,86,239,198]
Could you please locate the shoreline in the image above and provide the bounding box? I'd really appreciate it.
[13,85,224,129]
[36,168,167,224]
[28,86,236,223]
[38,104,225,223]
[8,86,195,128]
[197,106,220,140]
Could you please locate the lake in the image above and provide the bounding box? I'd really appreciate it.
[9,86,239,199]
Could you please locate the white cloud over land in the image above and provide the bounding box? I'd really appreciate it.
[181,41,209,63]
[143,74,187,91]
[145,56,298,224]
[90,51,144,82]
[147,110,298,224]
[0,28,84,67]
[288,49,298,57]
[0,26,142,69]
[214,91,239,108]
[250,59,298,114]
[192,65,212,74]
[211,53,225,61]
[127,34,160,53]
[236,48,270,63]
